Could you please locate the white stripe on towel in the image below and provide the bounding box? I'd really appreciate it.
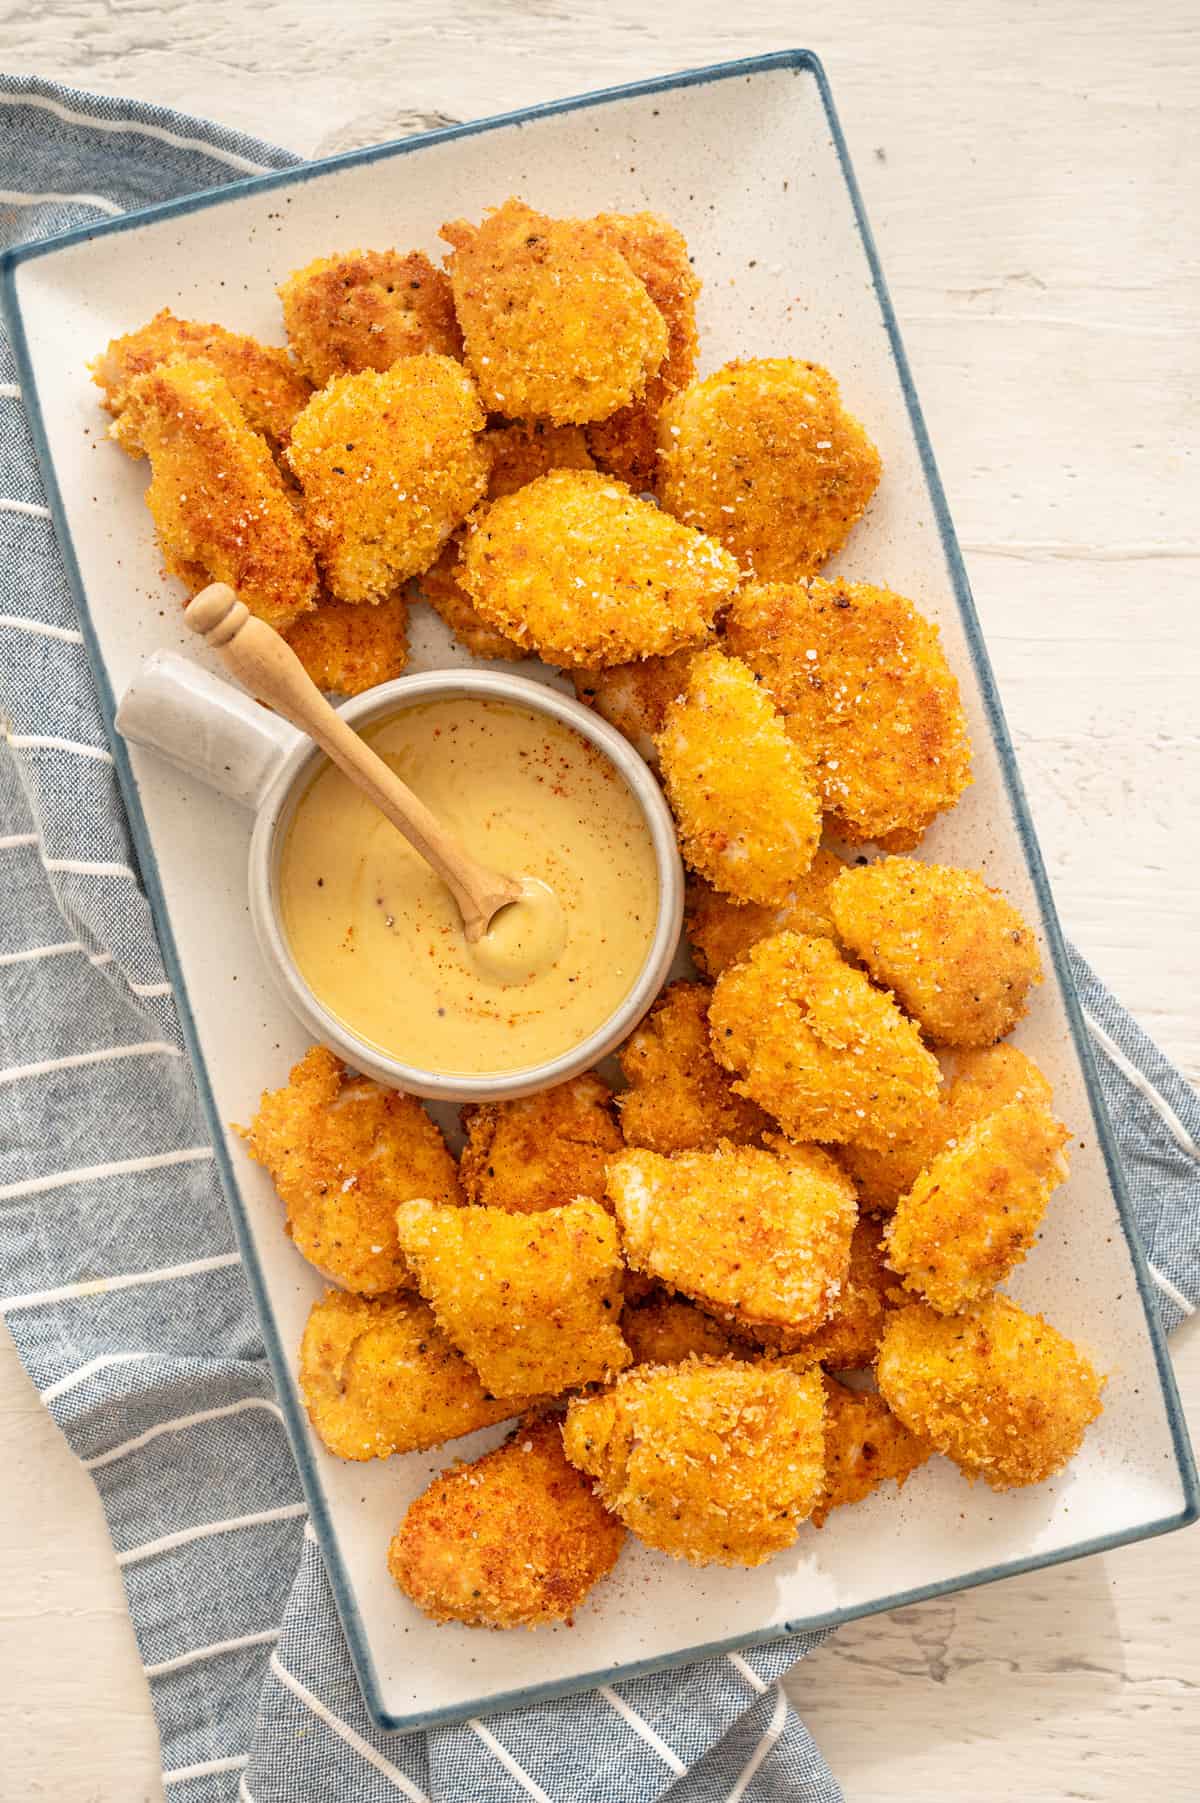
[0,382,19,399]
[269,1653,430,1799]
[598,1686,686,1774]
[0,613,84,643]
[41,1350,150,1403]
[86,1395,284,1470]
[162,1754,248,1785]
[0,91,274,174]
[0,833,37,850]
[0,497,50,519]
[727,1686,789,1803]
[42,856,136,878]
[0,1145,213,1202]
[8,733,112,762]
[145,1628,281,1680]
[239,1780,257,1803]
[0,185,123,216]
[0,940,82,965]
[1085,1008,1199,1162]
[727,1652,768,1694]
[469,1721,553,1802]
[0,1040,179,1086]
[1,1249,240,1314]
[118,1501,308,1566]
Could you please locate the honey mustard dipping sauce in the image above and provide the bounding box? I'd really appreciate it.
[278,696,660,1075]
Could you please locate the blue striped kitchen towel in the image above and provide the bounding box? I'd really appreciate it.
[0,72,1196,1803]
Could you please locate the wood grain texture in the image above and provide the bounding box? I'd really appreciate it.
[1,2,1197,1797]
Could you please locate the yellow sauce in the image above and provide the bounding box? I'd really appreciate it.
[279,696,659,1075]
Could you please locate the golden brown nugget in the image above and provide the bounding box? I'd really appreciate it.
[617,981,770,1154]
[388,1415,625,1628]
[284,590,409,695]
[460,470,739,667]
[585,212,700,489]
[657,648,822,907]
[830,858,1044,1047]
[458,1073,623,1214]
[238,1045,462,1294]
[418,539,526,659]
[394,1196,630,1397]
[769,1217,897,1368]
[278,249,462,386]
[111,358,319,632]
[92,308,312,453]
[709,931,941,1150]
[299,1289,531,1461]
[608,1141,857,1340]
[441,198,667,425]
[878,1297,1104,1490]
[726,578,972,848]
[286,355,489,602]
[563,1359,826,1566]
[684,854,846,980]
[571,647,698,763]
[621,1290,744,1366]
[811,1376,931,1527]
[657,358,881,580]
[885,1099,1070,1313]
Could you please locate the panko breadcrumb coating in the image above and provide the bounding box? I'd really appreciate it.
[460,470,739,667]
[811,1376,931,1527]
[418,539,526,659]
[563,1358,826,1566]
[388,1415,624,1628]
[621,1290,744,1366]
[830,858,1043,1047]
[607,1140,857,1339]
[442,198,667,425]
[657,648,822,907]
[394,1196,630,1397]
[709,931,941,1150]
[684,854,846,981]
[286,355,489,602]
[885,1099,1070,1313]
[458,1073,623,1214]
[284,590,408,695]
[299,1288,529,1461]
[617,981,770,1154]
[111,358,319,632]
[238,1045,462,1294]
[585,212,700,489]
[571,647,698,763]
[770,1217,897,1367]
[877,1296,1104,1489]
[92,308,312,453]
[657,358,881,580]
[726,578,972,847]
[278,249,462,386]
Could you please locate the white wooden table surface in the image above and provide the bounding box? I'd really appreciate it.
[2,4,1197,1798]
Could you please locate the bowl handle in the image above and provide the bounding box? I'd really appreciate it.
[115,650,302,812]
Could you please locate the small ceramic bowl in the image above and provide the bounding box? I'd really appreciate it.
[116,653,684,1101]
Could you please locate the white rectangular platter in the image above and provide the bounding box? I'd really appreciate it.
[3,50,1195,1734]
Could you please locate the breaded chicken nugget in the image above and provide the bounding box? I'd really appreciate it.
[769,1217,897,1368]
[93,308,312,453]
[299,1289,531,1461]
[563,1358,826,1566]
[286,355,489,602]
[442,198,667,425]
[389,1415,624,1628]
[238,1045,462,1294]
[608,1140,857,1340]
[657,358,881,580]
[811,1375,931,1527]
[585,212,700,489]
[278,249,462,386]
[657,648,822,907]
[709,932,942,1150]
[616,981,769,1154]
[458,1073,623,1214]
[621,1290,745,1366]
[418,540,526,659]
[877,1296,1104,1489]
[460,470,738,667]
[885,1099,1070,1313]
[284,590,408,695]
[684,854,846,980]
[830,858,1043,1047]
[111,358,319,632]
[571,647,698,762]
[394,1197,630,1397]
[726,578,972,848]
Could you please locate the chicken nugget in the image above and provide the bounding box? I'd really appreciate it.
[563,1358,826,1566]
[585,212,700,489]
[769,1217,897,1367]
[279,249,462,386]
[111,358,318,632]
[299,1288,531,1461]
[286,355,489,602]
[442,198,667,425]
[877,1296,1104,1489]
[885,1099,1070,1314]
[684,854,846,980]
[621,1290,745,1366]
[726,578,972,847]
[458,1073,623,1214]
[238,1045,462,1294]
[657,358,881,580]
[709,931,941,1150]
[811,1375,931,1527]
[418,538,526,659]
[389,1415,624,1628]
[617,981,770,1154]
[571,647,698,762]
[608,1140,856,1340]
[92,307,312,453]
[657,648,822,907]
[460,470,738,667]
[394,1196,630,1397]
[830,857,1043,1047]
[284,589,408,695]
